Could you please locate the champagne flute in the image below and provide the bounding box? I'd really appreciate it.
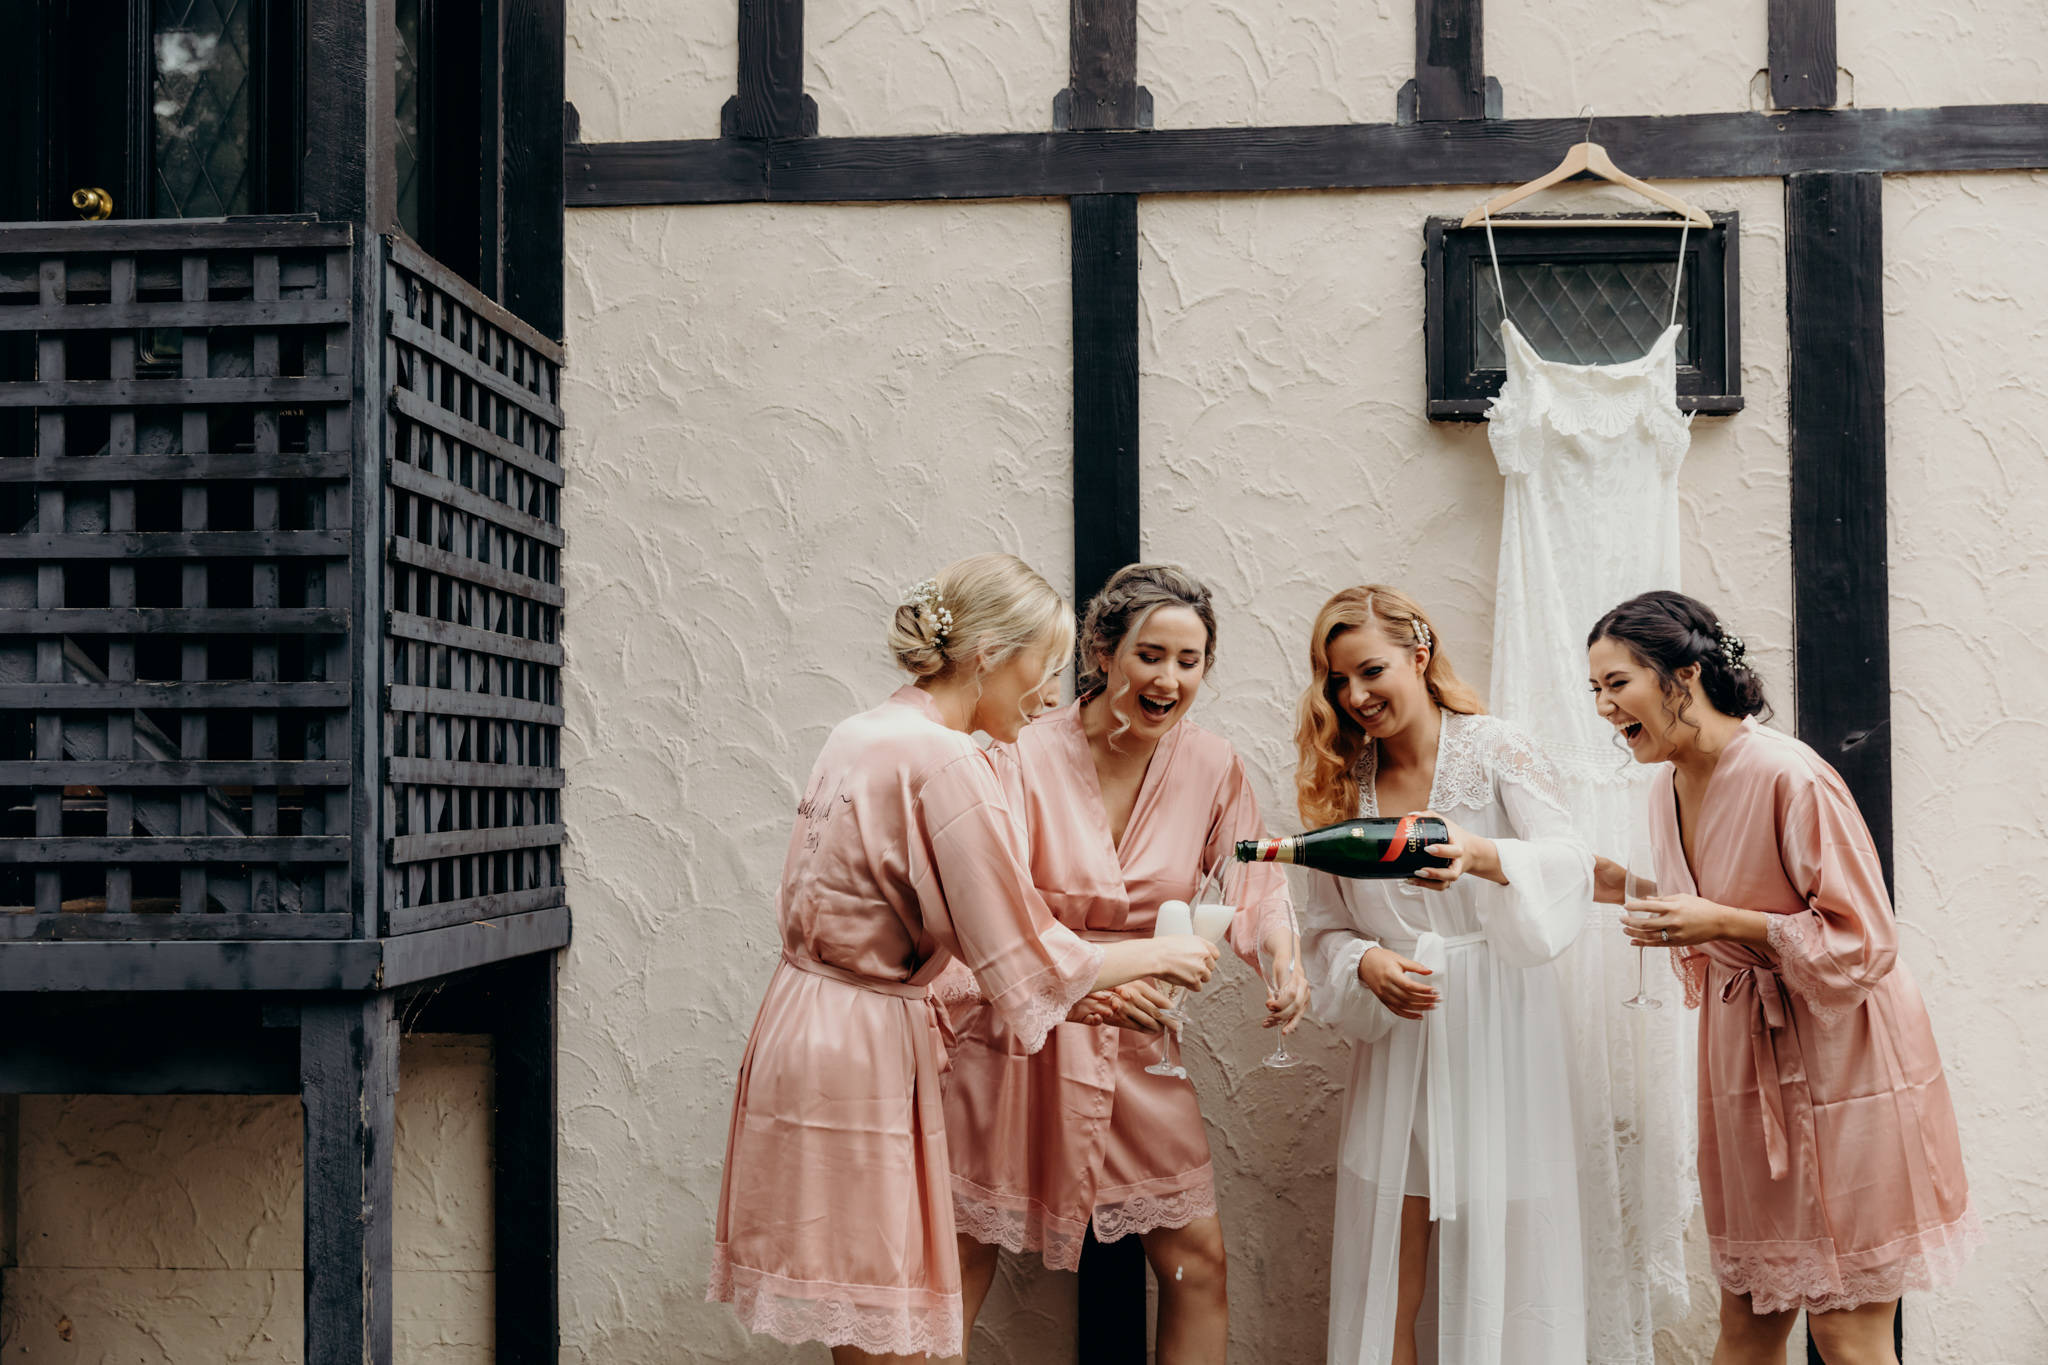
[1621,830,1663,1011]
[1257,908,1302,1069]
[1144,896,1196,1079]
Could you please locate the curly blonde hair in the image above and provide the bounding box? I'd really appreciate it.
[1293,585,1484,827]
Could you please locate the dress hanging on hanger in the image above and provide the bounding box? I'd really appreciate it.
[1482,218,1700,1365]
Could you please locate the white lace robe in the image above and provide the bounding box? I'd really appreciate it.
[1303,712,1591,1365]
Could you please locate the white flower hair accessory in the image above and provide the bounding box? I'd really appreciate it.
[1715,622,1747,670]
[905,578,954,645]
[1414,617,1434,653]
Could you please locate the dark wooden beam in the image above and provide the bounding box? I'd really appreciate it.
[1415,0,1485,122]
[301,995,398,1365]
[1070,193,1141,611]
[0,906,570,992]
[722,0,817,138]
[0,996,300,1093]
[302,0,399,227]
[494,951,561,1363]
[1770,0,1838,111]
[502,0,565,337]
[1784,178,1909,1363]
[568,104,2048,206]
[1066,0,1141,132]
[1785,170,1891,892]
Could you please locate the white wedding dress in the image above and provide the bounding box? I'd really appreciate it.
[1481,225,1700,1365]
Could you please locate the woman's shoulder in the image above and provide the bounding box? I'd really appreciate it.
[1447,710,1549,770]
[1727,720,1858,805]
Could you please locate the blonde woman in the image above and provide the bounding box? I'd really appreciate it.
[1295,585,1590,1365]
[708,554,1219,1364]
[941,563,1308,1364]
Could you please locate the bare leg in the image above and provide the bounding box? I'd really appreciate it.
[1711,1288,1799,1365]
[832,1345,964,1365]
[1138,1216,1229,1365]
[1391,1195,1432,1365]
[956,1235,1002,1351]
[1806,1299,1902,1365]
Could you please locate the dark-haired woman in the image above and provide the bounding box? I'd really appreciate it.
[1588,591,1974,1365]
[939,563,1308,1363]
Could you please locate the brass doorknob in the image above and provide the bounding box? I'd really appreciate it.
[71,188,113,220]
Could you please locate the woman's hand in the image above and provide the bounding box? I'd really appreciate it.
[1148,934,1220,991]
[1070,980,1175,1032]
[1592,855,1628,905]
[1621,893,1732,948]
[1357,945,1439,1019]
[1408,810,1503,890]
[1259,925,1311,1034]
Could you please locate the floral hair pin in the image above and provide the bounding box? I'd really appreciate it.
[906,579,954,644]
[1715,623,1747,670]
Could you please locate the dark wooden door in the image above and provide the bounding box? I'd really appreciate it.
[1,0,299,223]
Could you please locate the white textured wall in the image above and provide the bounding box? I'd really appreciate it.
[2,1038,493,1363]
[1841,1,2048,109]
[1139,0,1410,128]
[557,201,1074,1362]
[1487,0,1765,119]
[1886,172,2048,1365]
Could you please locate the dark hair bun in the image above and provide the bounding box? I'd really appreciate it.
[1587,590,1770,721]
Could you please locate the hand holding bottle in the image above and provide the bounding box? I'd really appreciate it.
[1405,810,1502,891]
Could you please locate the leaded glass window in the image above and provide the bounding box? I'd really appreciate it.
[395,0,423,241]
[151,0,252,218]
[1424,215,1742,420]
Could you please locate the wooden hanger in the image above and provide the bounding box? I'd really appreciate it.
[1459,124,1712,230]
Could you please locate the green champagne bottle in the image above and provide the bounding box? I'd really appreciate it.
[1235,814,1452,880]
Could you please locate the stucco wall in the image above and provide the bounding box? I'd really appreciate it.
[2,1037,494,1363]
[12,3,2048,1362]
[1885,171,2048,1365]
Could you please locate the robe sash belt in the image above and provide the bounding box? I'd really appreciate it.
[1719,961,1794,1181]
[781,950,953,1085]
[1412,928,1489,1220]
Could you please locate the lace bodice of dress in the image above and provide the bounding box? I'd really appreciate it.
[1354,710,1573,822]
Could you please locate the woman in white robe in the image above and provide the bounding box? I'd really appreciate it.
[1293,585,1591,1365]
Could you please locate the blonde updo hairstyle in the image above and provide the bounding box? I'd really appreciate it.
[1076,563,1218,749]
[1293,584,1485,828]
[888,552,1076,702]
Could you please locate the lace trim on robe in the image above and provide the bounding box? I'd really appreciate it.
[1091,1165,1219,1244]
[1764,909,1860,1025]
[951,1176,1091,1273]
[994,942,1105,1055]
[1709,1204,1982,1316]
[707,1244,965,1358]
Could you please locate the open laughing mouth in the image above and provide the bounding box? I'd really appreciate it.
[1619,719,1644,744]
[1138,695,1176,720]
[1355,699,1388,725]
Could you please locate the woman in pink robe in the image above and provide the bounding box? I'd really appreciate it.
[939,564,1307,1363]
[709,555,1219,1363]
[1587,591,1975,1365]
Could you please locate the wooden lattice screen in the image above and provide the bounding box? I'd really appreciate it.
[0,220,358,938]
[381,237,566,936]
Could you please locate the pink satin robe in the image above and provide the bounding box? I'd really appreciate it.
[708,687,1104,1357]
[940,703,1290,1270]
[1653,718,1977,1314]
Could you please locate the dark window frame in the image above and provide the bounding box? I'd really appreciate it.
[1423,212,1743,420]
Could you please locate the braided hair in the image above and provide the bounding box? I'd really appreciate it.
[1586,590,1770,728]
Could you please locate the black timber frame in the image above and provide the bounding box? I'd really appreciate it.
[562,0,1996,1355]
[0,1,571,1360]
[566,0,1936,1359]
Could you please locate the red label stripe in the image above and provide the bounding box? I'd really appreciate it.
[1380,813,1419,862]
